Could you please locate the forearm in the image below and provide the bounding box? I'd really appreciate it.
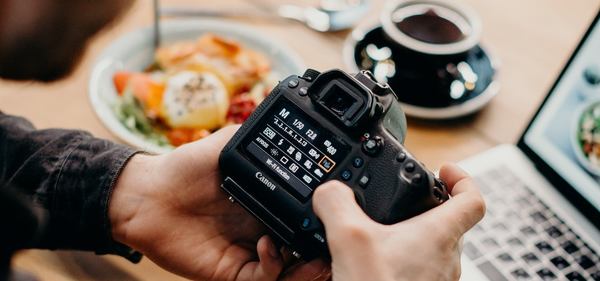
[0,112,141,261]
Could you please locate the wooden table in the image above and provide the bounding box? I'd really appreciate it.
[2,0,599,280]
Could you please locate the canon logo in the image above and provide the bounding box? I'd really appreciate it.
[255,172,277,191]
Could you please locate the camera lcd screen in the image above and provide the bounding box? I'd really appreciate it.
[244,98,350,199]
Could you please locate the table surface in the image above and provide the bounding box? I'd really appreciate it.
[2,0,599,280]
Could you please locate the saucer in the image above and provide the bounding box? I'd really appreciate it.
[344,24,500,119]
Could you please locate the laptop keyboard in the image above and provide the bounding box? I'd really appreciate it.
[463,166,600,281]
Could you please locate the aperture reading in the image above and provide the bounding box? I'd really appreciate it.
[245,98,350,199]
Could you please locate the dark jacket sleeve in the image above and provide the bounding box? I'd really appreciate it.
[0,112,142,262]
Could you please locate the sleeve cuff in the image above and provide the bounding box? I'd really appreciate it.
[48,135,144,263]
[98,146,144,263]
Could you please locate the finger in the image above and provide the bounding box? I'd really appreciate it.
[205,124,241,147]
[247,235,283,281]
[280,259,330,281]
[177,125,241,158]
[410,172,485,236]
[439,163,469,193]
[312,181,371,233]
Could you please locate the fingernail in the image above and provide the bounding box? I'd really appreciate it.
[309,259,330,281]
[452,163,468,174]
[311,265,332,281]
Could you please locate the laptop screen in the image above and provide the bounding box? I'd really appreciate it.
[522,14,600,218]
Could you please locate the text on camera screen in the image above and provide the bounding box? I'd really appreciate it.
[244,98,350,199]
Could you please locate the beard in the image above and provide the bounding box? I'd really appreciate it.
[0,0,133,82]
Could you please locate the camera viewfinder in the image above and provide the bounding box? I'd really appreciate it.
[316,82,366,126]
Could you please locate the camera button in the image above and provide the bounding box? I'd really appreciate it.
[291,251,302,259]
[358,175,370,188]
[396,152,407,162]
[288,79,299,88]
[404,162,415,173]
[352,157,364,168]
[341,169,352,181]
[411,173,422,184]
[299,86,309,96]
[301,217,311,229]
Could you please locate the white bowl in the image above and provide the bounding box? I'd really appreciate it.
[571,98,600,177]
[89,19,305,153]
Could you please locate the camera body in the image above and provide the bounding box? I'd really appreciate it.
[219,69,449,259]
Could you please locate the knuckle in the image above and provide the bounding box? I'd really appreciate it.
[452,265,462,281]
[436,231,459,249]
[469,195,487,219]
[339,221,372,243]
[422,218,452,241]
[426,223,461,250]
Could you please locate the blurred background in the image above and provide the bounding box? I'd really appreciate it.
[0,0,599,280]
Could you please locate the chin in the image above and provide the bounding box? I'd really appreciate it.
[0,28,88,82]
[0,0,133,83]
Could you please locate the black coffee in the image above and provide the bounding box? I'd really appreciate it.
[396,9,464,44]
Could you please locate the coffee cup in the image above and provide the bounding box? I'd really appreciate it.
[344,0,499,119]
[381,0,481,55]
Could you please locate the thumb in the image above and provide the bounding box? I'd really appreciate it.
[412,163,485,236]
[312,181,371,234]
[203,124,241,147]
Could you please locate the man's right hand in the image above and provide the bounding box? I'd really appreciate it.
[313,163,486,281]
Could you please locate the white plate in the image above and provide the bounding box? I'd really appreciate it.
[89,19,305,153]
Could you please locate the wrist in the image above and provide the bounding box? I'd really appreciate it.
[109,153,158,246]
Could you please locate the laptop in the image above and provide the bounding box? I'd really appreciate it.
[458,11,600,281]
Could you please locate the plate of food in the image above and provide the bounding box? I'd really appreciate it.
[89,19,304,153]
[572,98,600,177]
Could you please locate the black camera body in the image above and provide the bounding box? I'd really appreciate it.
[219,69,449,259]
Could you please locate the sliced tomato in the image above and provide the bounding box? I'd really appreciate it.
[192,129,211,141]
[227,95,256,124]
[166,128,194,146]
[166,128,211,146]
[113,71,133,95]
[113,71,165,114]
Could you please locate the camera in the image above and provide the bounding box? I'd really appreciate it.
[219,69,449,259]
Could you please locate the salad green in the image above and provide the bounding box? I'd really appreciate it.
[112,89,171,147]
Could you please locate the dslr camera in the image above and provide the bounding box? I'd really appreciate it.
[219,69,449,259]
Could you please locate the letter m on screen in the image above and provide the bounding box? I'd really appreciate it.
[279,108,290,119]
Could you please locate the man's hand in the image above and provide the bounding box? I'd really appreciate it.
[109,126,329,281]
[313,163,485,281]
